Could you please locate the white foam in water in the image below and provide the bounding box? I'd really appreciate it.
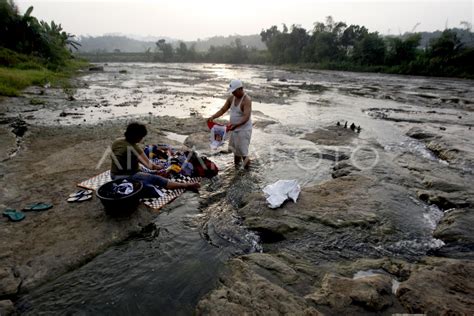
[423,204,444,230]
[384,140,449,165]
[353,269,385,279]
[386,238,445,254]
[391,279,400,294]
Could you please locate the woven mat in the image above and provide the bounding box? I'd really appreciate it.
[77,170,200,211]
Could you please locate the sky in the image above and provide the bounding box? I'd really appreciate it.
[15,0,474,41]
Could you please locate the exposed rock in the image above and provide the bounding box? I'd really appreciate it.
[156,115,208,135]
[434,208,474,244]
[253,119,277,129]
[0,267,21,296]
[426,140,460,162]
[0,125,16,159]
[417,190,471,210]
[238,175,379,241]
[306,273,394,312]
[9,118,27,137]
[397,258,474,315]
[197,253,410,315]
[0,300,16,315]
[184,132,209,151]
[196,256,322,316]
[88,66,104,71]
[303,125,358,146]
[422,176,467,193]
[406,127,437,140]
[332,161,360,178]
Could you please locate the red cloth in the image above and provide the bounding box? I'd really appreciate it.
[207,121,231,132]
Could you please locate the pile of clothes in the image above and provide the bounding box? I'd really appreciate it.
[143,144,218,179]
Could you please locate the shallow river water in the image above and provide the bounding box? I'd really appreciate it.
[14,63,474,314]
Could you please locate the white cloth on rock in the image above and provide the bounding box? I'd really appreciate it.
[262,180,301,209]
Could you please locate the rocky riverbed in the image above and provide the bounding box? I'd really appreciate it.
[0,63,473,315]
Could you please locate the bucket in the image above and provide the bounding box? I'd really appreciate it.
[96,178,143,216]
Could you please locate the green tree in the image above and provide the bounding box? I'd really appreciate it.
[352,32,386,65]
[340,25,368,57]
[175,41,188,62]
[303,16,347,63]
[428,29,462,61]
[1,0,78,68]
[386,33,421,65]
[155,39,174,62]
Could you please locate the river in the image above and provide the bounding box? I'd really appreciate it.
[11,63,473,314]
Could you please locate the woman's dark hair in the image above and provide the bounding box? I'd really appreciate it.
[124,122,147,143]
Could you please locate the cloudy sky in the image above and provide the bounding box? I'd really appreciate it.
[16,0,474,40]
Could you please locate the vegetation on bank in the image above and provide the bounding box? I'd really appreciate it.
[0,0,87,96]
[260,17,474,78]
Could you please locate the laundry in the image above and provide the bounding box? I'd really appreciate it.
[113,181,134,195]
[210,124,227,149]
[262,180,301,209]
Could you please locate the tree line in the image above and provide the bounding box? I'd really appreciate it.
[259,16,474,77]
[83,16,474,78]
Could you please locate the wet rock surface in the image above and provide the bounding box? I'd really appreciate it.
[0,300,15,316]
[303,125,358,146]
[397,257,474,315]
[196,255,323,316]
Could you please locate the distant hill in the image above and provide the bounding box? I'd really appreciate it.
[189,34,266,51]
[76,35,157,53]
[76,34,266,53]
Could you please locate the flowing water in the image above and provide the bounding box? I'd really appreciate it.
[13,63,474,314]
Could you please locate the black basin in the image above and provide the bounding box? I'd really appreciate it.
[96,178,143,216]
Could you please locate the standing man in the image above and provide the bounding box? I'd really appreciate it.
[208,79,252,169]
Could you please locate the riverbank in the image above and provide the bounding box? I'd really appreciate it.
[0,62,473,314]
[0,114,209,310]
[0,49,89,97]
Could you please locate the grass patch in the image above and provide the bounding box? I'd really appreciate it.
[0,67,54,96]
[0,54,89,96]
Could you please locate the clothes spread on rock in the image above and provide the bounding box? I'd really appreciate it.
[262,180,301,208]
